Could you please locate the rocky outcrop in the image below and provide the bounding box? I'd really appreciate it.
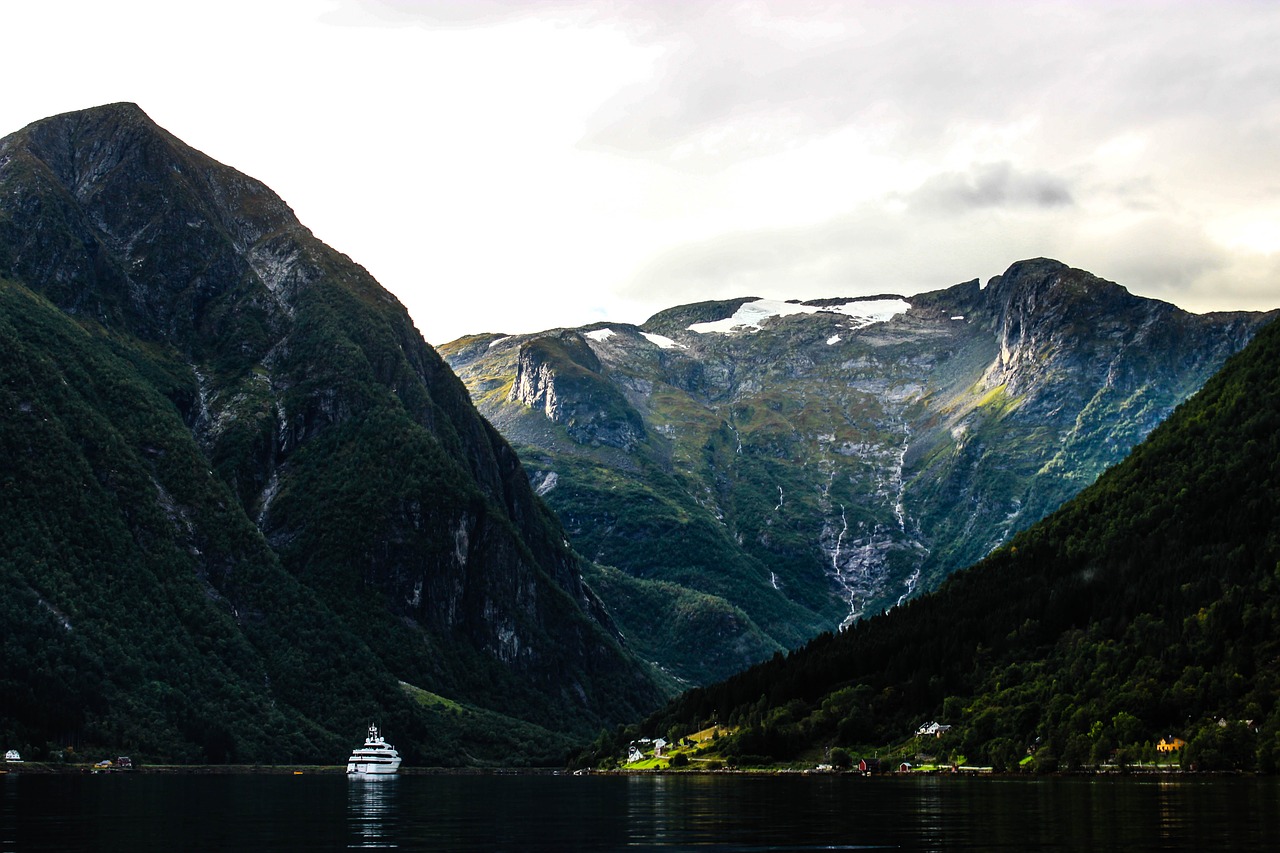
[509,331,646,451]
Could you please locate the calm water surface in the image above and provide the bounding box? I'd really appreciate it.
[2,772,1278,851]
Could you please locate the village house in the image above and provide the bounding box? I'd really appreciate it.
[1157,737,1186,753]
[4,750,21,763]
[915,721,952,738]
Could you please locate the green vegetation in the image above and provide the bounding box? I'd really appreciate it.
[0,104,666,766]
[584,314,1280,773]
[445,263,1270,689]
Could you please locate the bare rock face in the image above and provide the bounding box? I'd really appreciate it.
[443,259,1275,686]
[509,331,646,451]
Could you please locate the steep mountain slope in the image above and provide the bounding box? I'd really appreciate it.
[442,262,1272,685]
[0,103,663,763]
[629,309,1280,772]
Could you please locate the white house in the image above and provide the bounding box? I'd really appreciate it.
[915,722,952,738]
[4,749,22,763]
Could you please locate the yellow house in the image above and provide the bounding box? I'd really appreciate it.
[1157,737,1186,753]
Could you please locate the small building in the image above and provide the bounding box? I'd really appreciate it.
[1157,737,1186,753]
[898,762,913,773]
[858,758,882,774]
[915,722,952,738]
[653,738,669,758]
[4,750,21,763]
[627,746,644,764]
[116,757,133,770]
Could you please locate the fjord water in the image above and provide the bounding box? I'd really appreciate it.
[3,773,1278,851]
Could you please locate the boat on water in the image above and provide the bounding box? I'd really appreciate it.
[346,724,401,776]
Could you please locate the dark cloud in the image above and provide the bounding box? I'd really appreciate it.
[906,162,1074,214]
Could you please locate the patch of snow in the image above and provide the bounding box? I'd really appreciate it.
[688,297,911,335]
[830,298,912,330]
[641,331,686,349]
[951,315,965,321]
[487,336,513,348]
[688,299,820,334]
[770,571,781,591]
[585,328,615,342]
[827,334,842,345]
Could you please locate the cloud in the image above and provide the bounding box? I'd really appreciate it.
[905,162,1074,215]
[622,190,1280,319]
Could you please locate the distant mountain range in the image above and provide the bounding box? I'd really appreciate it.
[625,296,1280,773]
[443,260,1274,686]
[0,103,665,765]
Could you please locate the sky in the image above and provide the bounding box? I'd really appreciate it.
[5,0,1280,344]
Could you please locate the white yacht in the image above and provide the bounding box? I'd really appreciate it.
[346,724,401,776]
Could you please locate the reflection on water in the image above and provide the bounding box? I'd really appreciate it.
[1,774,16,852]
[2,772,1279,851]
[348,776,399,849]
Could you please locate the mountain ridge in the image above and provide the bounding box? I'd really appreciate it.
[442,258,1273,686]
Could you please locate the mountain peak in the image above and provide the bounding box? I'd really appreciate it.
[0,104,665,762]
[986,258,1139,314]
[0,102,304,342]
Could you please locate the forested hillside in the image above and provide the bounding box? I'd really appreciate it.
[0,103,665,765]
[603,312,1280,771]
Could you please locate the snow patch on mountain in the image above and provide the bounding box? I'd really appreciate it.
[839,299,913,330]
[688,298,911,334]
[688,299,816,333]
[642,332,685,349]
[585,328,615,342]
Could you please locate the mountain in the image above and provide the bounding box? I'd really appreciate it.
[441,261,1273,686]
[0,103,664,764]
[598,303,1280,773]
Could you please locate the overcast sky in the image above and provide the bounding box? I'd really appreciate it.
[5,0,1280,342]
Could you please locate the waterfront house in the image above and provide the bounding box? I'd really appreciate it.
[4,750,21,763]
[858,758,882,774]
[1157,737,1186,753]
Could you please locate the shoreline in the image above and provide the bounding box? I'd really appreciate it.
[3,763,1232,778]
[1,763,564,776]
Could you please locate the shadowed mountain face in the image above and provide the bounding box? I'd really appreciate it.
[443,259,1274,686]
[0,103,664,764]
